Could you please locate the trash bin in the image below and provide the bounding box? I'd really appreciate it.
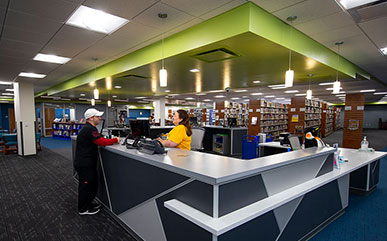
[242,135,259,159]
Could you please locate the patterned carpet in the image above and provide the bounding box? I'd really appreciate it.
[0,149,136,241]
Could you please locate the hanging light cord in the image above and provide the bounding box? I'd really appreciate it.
[161,18,165,69]
[289,20,293,70]
[336,44,341,82]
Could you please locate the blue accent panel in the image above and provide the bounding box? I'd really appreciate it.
[128,109,151,119]
[55,109,63,118]
[0,103,14,131]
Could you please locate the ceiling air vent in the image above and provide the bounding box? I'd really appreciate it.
[192,47,240,63]
[347,0,387,23]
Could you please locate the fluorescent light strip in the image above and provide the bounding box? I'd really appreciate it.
[319,82,335,86]
[268,84,286,88]
[2,93,14,96]
[285,90,299,93]
[231,97,240,100]
[359,89,376,93]
[276,98,285,100]
[33,53,71,64]
[203,99,212,101]
[0,81,13,85]
[195,93,206,96]
[66,5,129,34]
[253,80,261,84]
[381,47,387,55]
[19,72,46,78]
[185,97,194,100]
[265,95,275,98]
[295,93,307,96]
[234,89,247,92]
[374,92,387,95]
[114,85,122,89]
[338,0,379,10]
[326,87,343,90]
[0,96,12,98]
[190,69,200,73]
[5,89,14,92]
[251,93,262,96]
[214,95,225,98]
[272,86,287,89]
[209,90,224,93]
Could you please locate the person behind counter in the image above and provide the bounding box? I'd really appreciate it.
[158,109,192,150]
[74,108,120,216]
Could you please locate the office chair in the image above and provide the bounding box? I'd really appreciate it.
[191,127,205,151]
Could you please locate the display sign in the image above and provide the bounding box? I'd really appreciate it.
[345,106,351,111]
[221,109,225,113]
[300,108,305,112]
[291,114,299,122]
[256,109,261,112]
[215,110,219,113]
[249,109,253,113]
[251,117,258,125]
[290,108,296,112]
[348,119,359,130]
[357,106,364,111]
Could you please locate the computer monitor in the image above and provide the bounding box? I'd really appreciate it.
[227,117,237,127]
[129,119,151,138]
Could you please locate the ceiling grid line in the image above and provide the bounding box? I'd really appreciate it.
[0,0,11,42]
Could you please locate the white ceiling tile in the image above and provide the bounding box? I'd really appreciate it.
[309,25,363,46]
[295,11,354,36]
[3,25,53,45]
[359,16,387,48]
[162,0,234,18]
[272,0,342,25]
[83,0,158,20]
[42,25,106,57]
[250,0,304,13]
[0,38,42,59]
[199,0,247,20]
[133,2,195,31]
[9,0,79,22]
[5,9,63,35]
[165,18,203,37]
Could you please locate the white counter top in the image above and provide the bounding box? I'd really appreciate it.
[104,144,334,185]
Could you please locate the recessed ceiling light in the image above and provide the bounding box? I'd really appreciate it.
[295,93,307,96]
[243,99,249,102]
[165,90,170,92]
[360,89,376,93]
[66,5,129,34]
[80,93,86,96]
[112,95,117,98]
[33,53,71,64]
[272,86,287,89]
[19,72,46,78]
[214,95,225,98]
[265,95,275,98]
[0,81,13,85]
[253,80,261,84]
[242,96,248,98]
[185,97,194,100]
[234,89,247,92]
[169,93,180,96]
[5,89,14,92]
[231,97,240,100]
[203,99,212,101]
[195,93,206,96]
[114,85,122,89]
[250,93,263,96]
[209,90,224,93]
[268,84,286,88]
[326,87,343,90]
[0,96,12,98]
[381,47,387,55]
[276,97,285,100]
[190,69,200,73]
[336,94,346,97]
[2,93,14,96]
[332,91,346,94]
[338,0,379,10]
[374,92,387,95]
[285,90,299,93]
[135,97,146,99]
[318,82,335,86]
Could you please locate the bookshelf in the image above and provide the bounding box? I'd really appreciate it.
[334,107,341,131]
[321,103,334,137]
[52,122,84,139]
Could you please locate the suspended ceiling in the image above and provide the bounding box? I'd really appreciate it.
[0,0,387,104]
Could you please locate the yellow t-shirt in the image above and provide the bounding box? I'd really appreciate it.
[167,125,191,150]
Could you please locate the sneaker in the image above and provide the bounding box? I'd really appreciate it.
[79,206,100,216]
[90,202,101,209]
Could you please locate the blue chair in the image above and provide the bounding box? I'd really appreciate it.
[3,134,17,154]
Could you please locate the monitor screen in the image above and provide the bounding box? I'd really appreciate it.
[129,119,151,138]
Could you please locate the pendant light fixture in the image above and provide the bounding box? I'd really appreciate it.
[306,74,312,100]
[91,99,95,106]
[92,58,99,99]
[107,100,111,107]
[285,16,297,88]
[159,13,168,87]
[106,76,112,107]
[333,41,343,94]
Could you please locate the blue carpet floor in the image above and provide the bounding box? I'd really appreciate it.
[311,147,387,241]
[41,137,72,150]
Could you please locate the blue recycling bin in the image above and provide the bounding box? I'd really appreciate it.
[242,135,259,159]
[266,134,273,142]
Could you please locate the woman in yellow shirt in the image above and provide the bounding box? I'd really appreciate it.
[158,109,192,150]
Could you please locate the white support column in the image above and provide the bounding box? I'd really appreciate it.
[14,82,37,156]
[154,97,166,127]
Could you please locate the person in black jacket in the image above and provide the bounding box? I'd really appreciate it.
[74,108,120,215]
